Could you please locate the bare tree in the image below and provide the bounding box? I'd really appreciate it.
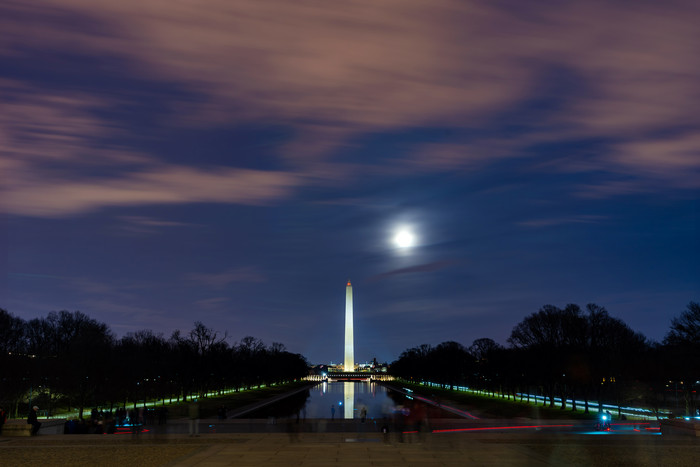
[663,302,700,416]
[665,302,700,346]
[188,321,228,355]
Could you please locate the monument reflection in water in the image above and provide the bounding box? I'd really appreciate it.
[305,381,396,420]
[344,382,354,419]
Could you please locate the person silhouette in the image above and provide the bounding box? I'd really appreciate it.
[27,406,41,435]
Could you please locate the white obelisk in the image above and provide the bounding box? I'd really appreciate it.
[344,280,354,372]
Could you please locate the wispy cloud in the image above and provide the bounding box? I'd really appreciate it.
[113,216,199,235]
[192,297,232,316]
[0,79,146,165]
[406,140,527,172]
[186,267,267,289]
[369,260,456,282]
[3,165,301,217]
[517,215,608,229]
[0,79,303,217]
[194,297,230,307]
[608,135,700,188]
[1,0,699,218]
[77,298,183,335]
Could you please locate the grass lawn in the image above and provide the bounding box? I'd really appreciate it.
[37,381,315,420]
[394,380,599,420]
[166,381,314,418]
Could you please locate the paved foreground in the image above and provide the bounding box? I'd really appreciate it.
[1,430,698,466]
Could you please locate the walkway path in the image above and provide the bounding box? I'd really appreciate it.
[2,430,698,466]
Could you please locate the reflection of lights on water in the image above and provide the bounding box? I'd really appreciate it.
[344,382,354,419]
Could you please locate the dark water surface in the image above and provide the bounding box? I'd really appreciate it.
[307,381,396,420]
[243,381,462,421]
[244,381,398,420]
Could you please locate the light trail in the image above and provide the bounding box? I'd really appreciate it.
[431,424,574,433]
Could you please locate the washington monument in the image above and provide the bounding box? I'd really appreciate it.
[344,280,354,371]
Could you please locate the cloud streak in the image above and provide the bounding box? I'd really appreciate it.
[186,267,267,289]
[517,215,608,229]
[2,0,699,218]
[369,260,456,282]
[3,165,301,217]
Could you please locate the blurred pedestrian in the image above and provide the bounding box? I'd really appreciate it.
[381,419,390,444]
[0,406,7,434]
[27,406,41,435]
[158,406,168,425]
[188,400,200,436]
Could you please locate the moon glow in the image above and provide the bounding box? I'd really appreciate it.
[393,229,416,249]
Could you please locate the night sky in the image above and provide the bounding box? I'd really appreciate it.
[2,1,698,365]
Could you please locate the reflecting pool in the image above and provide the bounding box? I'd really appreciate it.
[306,381,396,420]
[242,381,398,420]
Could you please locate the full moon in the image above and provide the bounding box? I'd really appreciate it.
[393,229,416,248]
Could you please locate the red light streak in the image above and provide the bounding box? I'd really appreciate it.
[114,427,150,434]
[432,424,574,433]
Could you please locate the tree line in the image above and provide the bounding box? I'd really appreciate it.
[0,309,309,419]
[391,302,700,417]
